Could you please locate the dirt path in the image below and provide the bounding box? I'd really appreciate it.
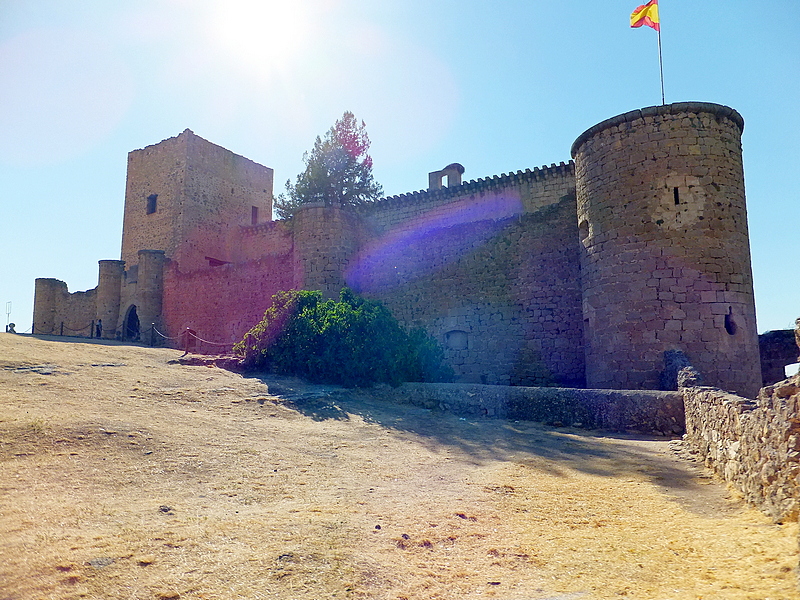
[0,334,797,600]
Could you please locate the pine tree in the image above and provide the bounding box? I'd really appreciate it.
[275,111,383,219]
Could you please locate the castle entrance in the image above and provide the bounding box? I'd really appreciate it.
[124,305,140,341]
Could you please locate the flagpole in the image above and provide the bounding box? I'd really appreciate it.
[657,26,665,105]
[632,0,666,104]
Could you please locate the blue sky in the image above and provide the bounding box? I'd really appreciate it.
[1,0,797,336]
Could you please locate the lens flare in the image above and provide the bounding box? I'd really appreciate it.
[207,0,312,75]
[346,193,523,293]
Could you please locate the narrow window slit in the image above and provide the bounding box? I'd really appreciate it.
[673,187,680,205]
[724,307,737,335]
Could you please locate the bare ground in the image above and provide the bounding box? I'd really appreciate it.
[0,333,797,600]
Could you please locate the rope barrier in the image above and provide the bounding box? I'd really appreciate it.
[178,328,239,357]
[29,322,97,338]
[185,329,236,347]
[151,326,182,341]
[62,323,93,333]
[19,320,240,355]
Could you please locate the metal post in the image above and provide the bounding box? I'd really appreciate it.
[150,323,155,347]
[60,322,64,336]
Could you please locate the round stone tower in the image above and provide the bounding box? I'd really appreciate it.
[293,203,360,299]
[96,260,125,339]
[136,249,166,337]
[33,278,65,335]
[571,102,761,397]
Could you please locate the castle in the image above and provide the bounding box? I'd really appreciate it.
[33,102,764,397]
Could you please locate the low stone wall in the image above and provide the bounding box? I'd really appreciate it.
[375,383,684,435]
[683,375,800,522]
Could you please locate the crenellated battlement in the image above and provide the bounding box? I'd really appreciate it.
[240,219,285,237]
[362,161,575,211]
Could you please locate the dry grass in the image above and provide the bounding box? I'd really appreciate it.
[0,333,797,600]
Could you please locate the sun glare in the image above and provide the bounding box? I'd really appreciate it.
[208,0,312,74]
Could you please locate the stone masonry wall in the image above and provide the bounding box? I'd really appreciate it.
[35,105,765,395]
[683,376,800,522]
[177,222,295,342]
[32,278,97,337]
[172,132,273,271]
[357,162,575,235]
[347,177,584,386]
[117,266,139,340]
[376,383,684,434]
[237,221,295,263]
[96,260,125,339]
[573,103,761,397]
[293,204,362,299]
[162,253,295,351]
[759,329,799,387]
[153,164,585,387]
[121,131,189,267]
[121,130,273,271]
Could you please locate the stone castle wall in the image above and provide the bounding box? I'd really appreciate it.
[121,132,189,267]
[293,204,362,298]
[573,103,761,397]
[132,164,586,388]
[343,164,583,385]
[155,217,296,346]
[33,278,97,337]
[357,162,575,235]
[162,254,295,351]
[96,260,125,338]
[33,102,764,395]
[347,189,584,386]
[237,220,295,263]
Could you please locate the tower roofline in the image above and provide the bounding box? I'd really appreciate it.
[571,102,744,159]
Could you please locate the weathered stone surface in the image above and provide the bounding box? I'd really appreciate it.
[573,104,761,398]
[796,318,800,351]
[759,328,798,387]
[683,374,800,522]
[660,349,702,390]
[677,366,703,389]
[375,383,685,435]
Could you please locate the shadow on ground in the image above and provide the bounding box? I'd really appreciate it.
[248,373,723,517]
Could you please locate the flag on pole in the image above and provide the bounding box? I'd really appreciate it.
[631,0,660,31]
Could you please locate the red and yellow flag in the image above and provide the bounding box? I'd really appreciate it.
[631,0,660,32]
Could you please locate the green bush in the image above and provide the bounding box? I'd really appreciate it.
[234,289,453,387]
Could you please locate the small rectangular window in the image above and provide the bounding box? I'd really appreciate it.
[251,206,259,225]
[673,187,680,205]
[146,194,158,214]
